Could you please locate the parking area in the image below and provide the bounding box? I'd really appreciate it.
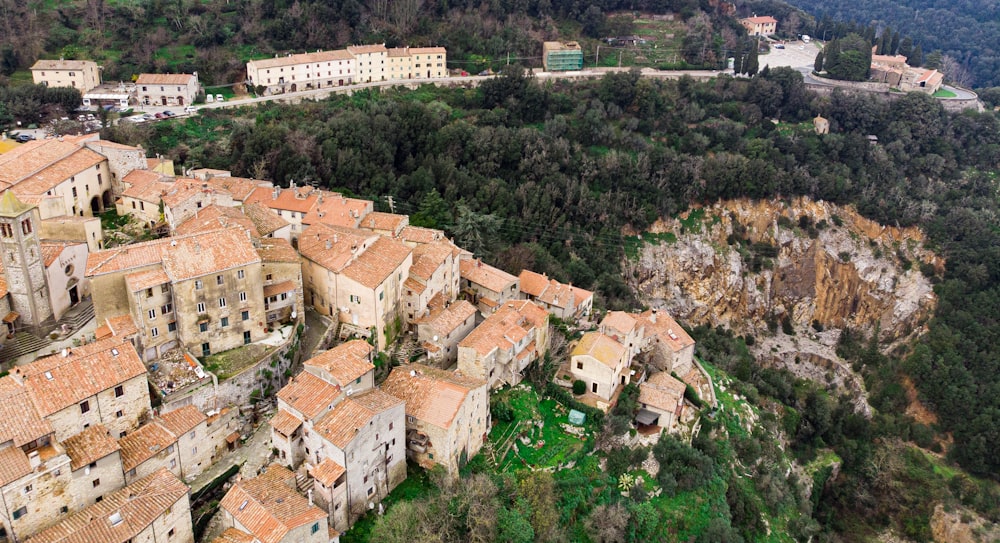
[760,40,822,73]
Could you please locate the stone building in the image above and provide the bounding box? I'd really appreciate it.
[517,269,593,320]
[135,73,200,107]
[30,60,100,93]
[11,338,150,442]
[569,332,630,402]
[86,227,276,361]
[61,424,126,509]
[220,464,330,543]
[118,421,181,484]
[403,239,464,324]
[347,44,388,83]
[302,339,376,395]
[157,405,211,480]
[0,191,53,327]
[246,50,356,95]
[382,364,488,477]
[636,371,687,432]
[457,299,549,388]
[459,259,520,318]
[0,139,115,217]
[26,468,194,543]
[415,300,478,367]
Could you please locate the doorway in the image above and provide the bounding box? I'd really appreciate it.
[69,285,79,306]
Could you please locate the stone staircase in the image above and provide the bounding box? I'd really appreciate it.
[59,298,95,335]
[0,333,52,365]
[294,470,311,494]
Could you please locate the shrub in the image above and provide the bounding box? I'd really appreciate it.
[781,315,795,335]
[572,380,587,395]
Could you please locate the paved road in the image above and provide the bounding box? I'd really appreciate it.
[759,40,823,75]
[190,419,274,494]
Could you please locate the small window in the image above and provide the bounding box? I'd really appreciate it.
[199,322,208,333]
[239,291,247,302]
[60,506,68,514]
[151,327,159,337]
[80,400,90,413]
[128,468,136,477]
[576,361,583,370]
[115,385,124,397]
[23,484,31,494]
[216,275,223,285]
[389,422,393,431]
[161,303,172,314]
[191,447,197,455]
[197,302,206,313]
[195,280,203,290]
[92,478,100,487]
[241,310,249,321]
[266,274,273,281]
[148,309,156,320]
[168,322,176,332]
[218,297,227,308]
[221,317,229,328]
[170,459,176,469]
[116,410,123,418]
[201,343,210,356]
[89,462,97,469]
[312,523,320,534]
[243,331,251,345]
[12,506,26,520]
[168,528,175,538]
[237,269,245,279]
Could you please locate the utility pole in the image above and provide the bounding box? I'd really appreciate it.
[596,45,601,65]
[618,50,623,68]
[385,195,395,214]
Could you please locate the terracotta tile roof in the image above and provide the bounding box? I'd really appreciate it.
[122,169,166,189]
[106,314,139,338]
[298,224,376,272]
[571,332,625,368]
[212,528,257,543]
[302,192,371,228]
[459,301,545,357]
[518,270,590,311]
[30,59,97,71]
[410,241,453,281]
[135,73,197,85]
[309,457,345,487]
[601,311,638,337]
[86,233,179,276]
[574,286,593,309]
[204,177,270,202]
[303,339,374,386]
[0,139,106,194]
[358,211,408,234]
[419,300,477,338]
[398,225,444,244]
[340,236,411,289]
[40,242,76,267]
[0,377,55,452]
[347,44,388,55]
[62,424,120,470]
[119,422,177,471]
[123,178,219,209]
[313,389,402,449]
[404,276,426,294]
[639,371,686,412]
[0,274,7,298]
[276,372,341,420]
[637,310,695,353]
[249,49,355,70]
[0,446,33,486]
[243,202,289,236]
[742,15,777,24]
[263,280,296,298]
[255,238,299,263]
[159,227,260,282]
[409,47,447,55]
[14,338,146,417]
[382,364,484,429]
[220,464,327,543]
[245,185,318,214]
[268,409,302,437]
[124,268,170,292]
[460,259,518,294]
[157,405,207,437]
[387,48,410,58]
[173,205,258,237]
[505,299,548,328]
[27,468,189,543]
[84,140,141,152]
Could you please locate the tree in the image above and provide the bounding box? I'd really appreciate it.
[889,31,900,56]
[497,507,534,543]
[585,504,629,542]
[898,36,913,59]
[452,202,503,258]
[411,189,452,229]
[924,50,942,70]
[744,40,759,76]
[909,43,923,67]
[814,51,824,72]
[517,471,560,541]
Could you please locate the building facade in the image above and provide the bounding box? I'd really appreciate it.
[136,73,200,107]
[30,60,100,93]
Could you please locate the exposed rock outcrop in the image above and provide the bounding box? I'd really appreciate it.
[631,197,940,344]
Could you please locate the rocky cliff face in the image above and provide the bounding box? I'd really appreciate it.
[631,197,940,343]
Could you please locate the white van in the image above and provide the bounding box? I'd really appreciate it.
[802,35,811,43]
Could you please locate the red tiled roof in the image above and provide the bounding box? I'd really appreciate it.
[27,468,189,543]
[119,422,177,471]
[157,405,207,437]
[135,73,197,85]
[14,339,146,417]
[255,238,299,263]
[0,446,32,486]
[309,457,345,487]
[303,340,374,386]
[276,372,341,420]
[62,424,120,470]
[220,464,326,543]
[313,389,402,448]
[637,310,695,353]
[571,332,626,368]
[639,371,686,412]
[382,364,485,429]
[460,259,518,294]
[212,528,257,543]
[418,300,477,338]
[268,409,303,437]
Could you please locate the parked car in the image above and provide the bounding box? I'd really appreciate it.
[215,94,225,102]
[775,43,785,49]
[15,133,35,143]
[163,110,176,117]
[154,112,166,119]
[184,106,197,114]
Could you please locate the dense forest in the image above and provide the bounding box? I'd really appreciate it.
[780,0,1000,87]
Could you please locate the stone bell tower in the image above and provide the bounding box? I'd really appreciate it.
[0,191,52,327]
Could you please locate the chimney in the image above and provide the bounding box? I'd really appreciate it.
[28,451,40,469]
[307,489,313,506]
[333,234,338,243]
[650,308,657,323]
[325,239,332,250]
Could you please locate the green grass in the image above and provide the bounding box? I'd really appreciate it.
[202,342,279,380]
[204,85,238,99]
[678,207,706,233]
[341,463,434,543]
[624,231,678,259]
[489,385,594,472]
[932,88,957,98]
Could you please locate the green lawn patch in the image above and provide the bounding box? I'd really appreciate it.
[204,86,238,100]
[679,207,706,233]
[624,230,677,260]
[202,342,279,380]
[341,462,434,543]
[932,88,957,98]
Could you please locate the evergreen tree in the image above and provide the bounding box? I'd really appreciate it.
[877,28,889,55]
[899,36,914,59]
[910,43,923,66]
[745,40,760,76]
[925,50,942,69]
[890,31,900,55]
[732,40,744,74]
[814,51,824,72]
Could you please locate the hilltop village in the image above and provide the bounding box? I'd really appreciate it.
[0,132,715,542]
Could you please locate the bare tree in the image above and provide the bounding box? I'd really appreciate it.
[940,55,973,88]
[390,0,423,39]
